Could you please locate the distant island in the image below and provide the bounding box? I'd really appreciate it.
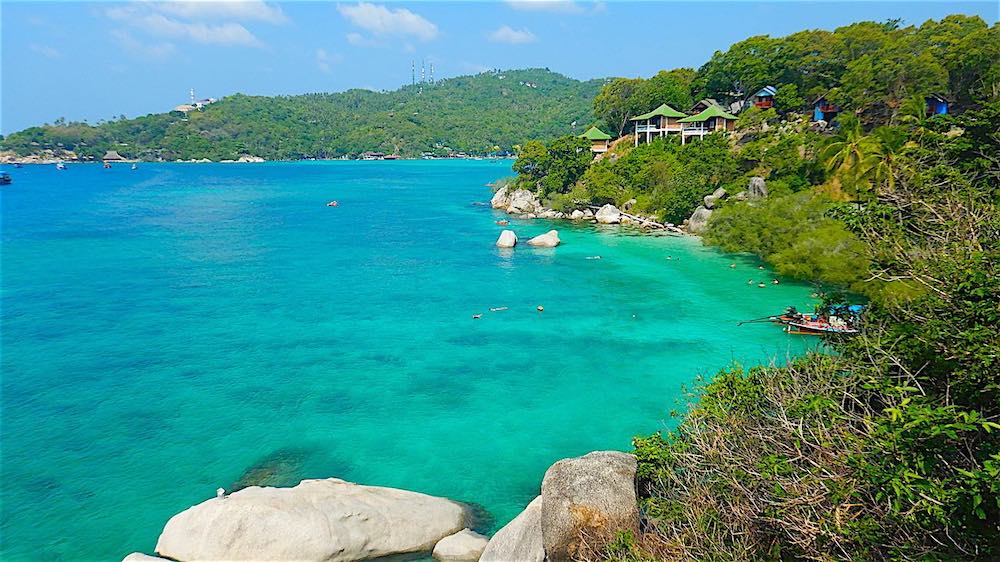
[0,68,603,162]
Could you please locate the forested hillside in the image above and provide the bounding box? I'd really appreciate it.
[0,68,603,160]
[507,16,999,559]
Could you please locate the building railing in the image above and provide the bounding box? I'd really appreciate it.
[682,124,709,133]
[635,124,682,133]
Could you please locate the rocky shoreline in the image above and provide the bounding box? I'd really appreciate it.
[122,451,638,562]
[489,177,767,236]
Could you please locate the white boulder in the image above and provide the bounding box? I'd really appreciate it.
[686,206,713,234]
[496,230,518,248]
[527,230,560,248]
[506,189,541,214]
[155,478,467,562]
[582,209,594,219]
[432,529,489,562]
[480,496,544,562]
[540,451,638,562]
[594,204,621,224]
[704,187,727,209]
[490,186,511,209]
[748,176,767,199]
[122,554,169,562]
[569,210,585,220]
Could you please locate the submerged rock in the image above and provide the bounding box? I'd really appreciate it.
[433,528,489,562]
[496,230,518,248]
[595,204,621,224]
[155,478,467,562]
[480,496,544,562]
[541,451,638,562]
[231,447,308,492]
[686,206,713,234]
[527,230,560,248]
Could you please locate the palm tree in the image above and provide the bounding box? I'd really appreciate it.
[820,115,878,198]
[865,126,909,194]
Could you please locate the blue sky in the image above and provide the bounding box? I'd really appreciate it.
[2,1,996,134]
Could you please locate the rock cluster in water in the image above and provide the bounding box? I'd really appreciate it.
[490,185,679,232]
[123,451,638,562]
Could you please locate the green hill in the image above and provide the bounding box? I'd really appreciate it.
[1,68,604,161]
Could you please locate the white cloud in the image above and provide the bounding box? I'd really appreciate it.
[337,3,438,42]
[111,29,177,60]
[345,31,374,46]
[29,43,62,59]
[105,2,275,49]
[135,13,263,46]
[316,48,342,73]
[505,0,582,13]
[154,1,287,24]
[488,25,536,44]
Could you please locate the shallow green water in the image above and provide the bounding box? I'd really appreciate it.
[1,160,819,560]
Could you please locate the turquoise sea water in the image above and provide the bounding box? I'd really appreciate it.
[2,161,819,560]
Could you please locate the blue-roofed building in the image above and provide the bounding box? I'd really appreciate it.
[925,93,949,116]
[813,95,839,122]
[752,86,777,109]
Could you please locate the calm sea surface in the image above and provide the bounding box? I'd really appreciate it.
[1,160,819,560]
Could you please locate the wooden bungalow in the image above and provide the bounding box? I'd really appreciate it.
[690,98,722,113]
[752,86,777,109]
[629,104,686,146]
[925,93,950,116]
[579,126,612,153]
[812,95,839,122]
[677,105,738,144]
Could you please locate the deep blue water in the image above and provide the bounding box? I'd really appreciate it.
[1,161,818,560]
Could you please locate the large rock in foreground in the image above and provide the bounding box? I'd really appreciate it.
[527,230,561,248]
[433,528,489,562]
[480,496,544,562]
[496,230,517,248]
[122,554,169,562]
[595,204,622,224]
[540,451,638,562]
[155,478,467,562]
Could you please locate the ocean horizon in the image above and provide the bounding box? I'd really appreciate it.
[1,160,819,560]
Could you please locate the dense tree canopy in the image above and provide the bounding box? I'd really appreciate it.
[1,69,603,161]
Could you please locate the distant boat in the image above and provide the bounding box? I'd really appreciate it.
[56,162,67,170]
[13,163,23,168]
[0,172,11,185]
[131,164,138,170]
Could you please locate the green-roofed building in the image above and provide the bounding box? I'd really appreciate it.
[629,103,686,146]
[677,105,739,144]
[579,126,612,154]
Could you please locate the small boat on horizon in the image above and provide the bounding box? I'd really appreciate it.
[131,164,138,170]
[56,162,67,170]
